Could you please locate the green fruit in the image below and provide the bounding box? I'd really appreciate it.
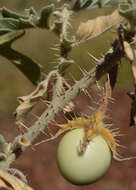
[56,128,111,185]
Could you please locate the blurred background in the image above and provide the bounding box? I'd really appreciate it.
[0,1,136,190]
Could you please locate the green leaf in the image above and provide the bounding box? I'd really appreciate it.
[100,0,125,7]
[0,30,24,45]
[1,48,42,85]
[72,0,82,11]
[72,0,129,10]
[0,31,42,85]
[0,7,27,19]
[81,0,95,9]
[88,0,100,8]
[0,5,55,84]
[72,0,99,11]
[0,8,36,30]
[38,4,54,29]
[0,5,54,31]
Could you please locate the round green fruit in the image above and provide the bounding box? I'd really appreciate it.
[56,128,111,185]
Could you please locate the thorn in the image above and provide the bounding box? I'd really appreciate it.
[63,80,71,89]
[82,68,88,76]
[80,113,89,118]
[114,155,136,161]
[31,146,36,151]
[50,47,59,51]
[40,129,48,136]
[63,101,75,113]
[78,66,87,76]
[20,122,28,130]
[88,52,99,63]
[93,101,100,106]
[116,143,126,149]
[88,106,96,113]
[109,97,115,103]
[40,99,50,105]
[54,43,60,47]
[63,114,71,122]
[100,53,105,58]
[108,126,118,130]
[47,126,54,137]
[33,135,57,146]
[104,124,113,128]
[81,88,93,100]
[96,81,101,90]
[63,113,73,121]
[73,111,79,119]
[54,54,60,57]
[51,119,59,126]
[85,89,93,100]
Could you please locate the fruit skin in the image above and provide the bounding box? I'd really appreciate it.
[56,128,111,185]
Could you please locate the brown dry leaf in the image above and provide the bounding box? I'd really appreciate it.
[129,51,136,126]
[126,46,136,126]
[76,10,124,43]
[15,72,55,127]
[108,64,118,90]
[0,170,33,190]
[127,91,136,126]
[15,79,48,125]
[131,48,136,81]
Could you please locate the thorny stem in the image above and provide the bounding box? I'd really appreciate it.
[24,39,124,142]
[0,35,125,168]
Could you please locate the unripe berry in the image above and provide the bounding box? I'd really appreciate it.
[56,128,111,185]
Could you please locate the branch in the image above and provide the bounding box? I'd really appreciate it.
[0,34,124,169]
[24,37,124,142]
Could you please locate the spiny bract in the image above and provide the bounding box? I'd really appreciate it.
[55,80,121,159]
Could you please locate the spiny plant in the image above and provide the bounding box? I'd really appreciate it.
[0,0,136,189]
